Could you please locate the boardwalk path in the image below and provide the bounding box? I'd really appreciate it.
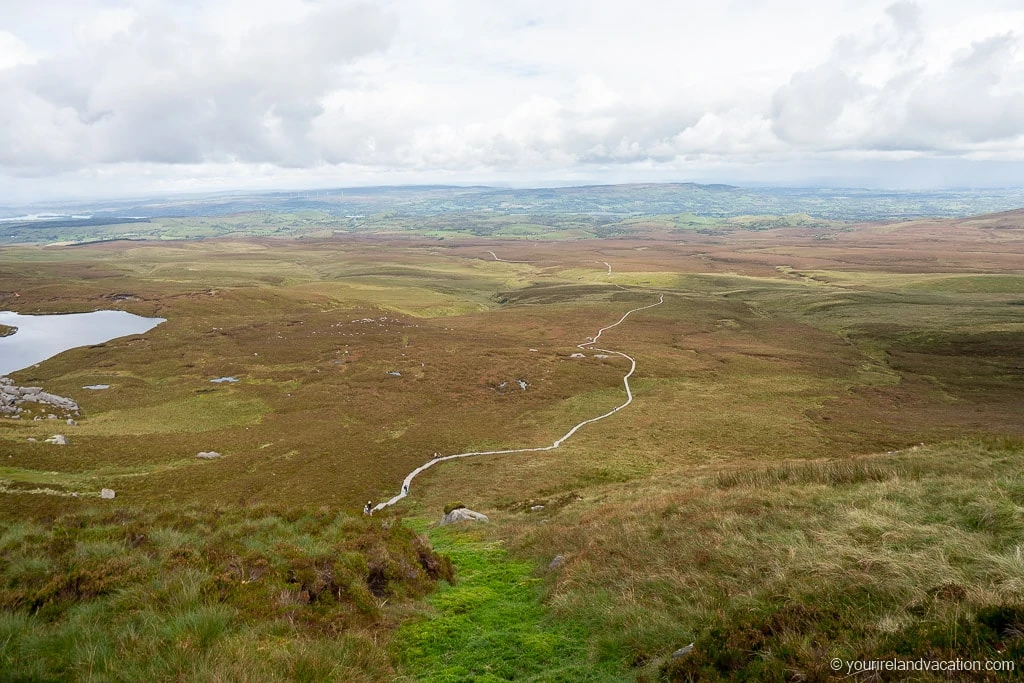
[372,290,664,512]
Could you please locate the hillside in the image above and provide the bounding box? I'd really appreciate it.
[1,208,1023,680]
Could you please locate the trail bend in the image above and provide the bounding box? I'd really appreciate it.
[372,292,664,512]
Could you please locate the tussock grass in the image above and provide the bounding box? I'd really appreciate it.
[0,505,453,681]
[714,457,912,488]
[498,440,1024,680]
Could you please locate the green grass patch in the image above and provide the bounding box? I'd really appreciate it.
[77,392,267,434]
[394,523,627,682]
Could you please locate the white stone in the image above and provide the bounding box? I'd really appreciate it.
[439,507,489,526]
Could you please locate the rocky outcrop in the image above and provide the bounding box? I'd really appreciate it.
[45,435,67,445]
[196,451,221,459]
[0,377,80,419]
[439,507,489,526]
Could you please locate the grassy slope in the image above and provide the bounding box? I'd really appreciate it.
[1,215,1023,679]
[506,440,1024,681]
[0,506,452,682]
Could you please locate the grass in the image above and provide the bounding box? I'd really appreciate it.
[491,440,1024,680]
[394,523,627,682]
[1,212,1023,679]
[0,505,453,681]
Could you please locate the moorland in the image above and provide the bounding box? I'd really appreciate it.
[1,194,1023,680]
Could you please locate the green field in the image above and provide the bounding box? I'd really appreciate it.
[2,211,1023,680]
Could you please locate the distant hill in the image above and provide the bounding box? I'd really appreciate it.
[2,181,1024,229]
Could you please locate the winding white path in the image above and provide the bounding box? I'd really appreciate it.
[372,292,665,512]
[487,250,533,264]
[489,250,613,277]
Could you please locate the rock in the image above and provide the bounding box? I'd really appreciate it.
[0,381,79,414]
[548,554,565,570]
[671,644,695,659]
[196,451,222,459]
[530,505,545,512]
[439,507,489,526]
[26,437,36,442]
[100,488,116,499]
[67,419,77,426]
[569,352,585,358]
[45,435,67,445]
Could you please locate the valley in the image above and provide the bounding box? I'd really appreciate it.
[1,211,1023,680]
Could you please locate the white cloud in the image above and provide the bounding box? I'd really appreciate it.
[0,30,39,71]
[1,0,1024,198]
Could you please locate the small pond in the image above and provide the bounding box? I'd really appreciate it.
[0,310,165,376]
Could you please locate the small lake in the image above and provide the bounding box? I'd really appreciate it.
[0,310,165,376]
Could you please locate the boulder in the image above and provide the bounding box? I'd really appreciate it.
[548,554,565,570]
[45,435,68,446]
[439,507,489,526]
[196,451,222,459]
[530,505,545,512]
[100,488,116,499]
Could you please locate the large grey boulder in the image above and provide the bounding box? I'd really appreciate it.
[100,488,116,499]
[45,435,67,445]
[0,379,79,417]
[196,451,222,460]
[439,507,489,526]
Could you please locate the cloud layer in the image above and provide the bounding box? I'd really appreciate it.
[1,0,1023,197]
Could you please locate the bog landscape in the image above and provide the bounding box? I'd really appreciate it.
[1,184,1022,680]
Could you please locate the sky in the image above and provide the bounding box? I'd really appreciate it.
[1,0,1023,201]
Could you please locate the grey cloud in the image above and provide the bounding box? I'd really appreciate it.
[0,2,396,172]
[904,34,1024,144]
[770,65,864,145]
[886,1,923,35]
[768,3,1024,152]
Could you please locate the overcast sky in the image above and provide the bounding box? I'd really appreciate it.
[1,0,1023,201]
